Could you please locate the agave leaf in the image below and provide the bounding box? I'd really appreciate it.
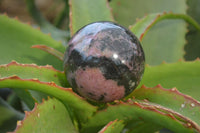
[31,45,64,61]
[138,60,200,101]
[25,0,70,46]
[131,85,200,127]
[0,70,35,110]
[13,98,78,133]
[11,89,36,110]
[0,76,97,123]
[0,98,24,133]
[0,61,68,87]
[110,0,187,65]
[69,0,113,35]
[185,0,200,60]
[129,12,200,41]
[109,0,187,27]
[81,100,196,133]
[0,14,65,70]
[0,61,69,108]
[53,0,69,28]
[98,119,124,133]
[125,122,162,133]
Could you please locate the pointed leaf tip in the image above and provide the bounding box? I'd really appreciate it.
[155,84,162,88]
[131,85,200,131]
[13,98,78,133]
[0,61,68,87]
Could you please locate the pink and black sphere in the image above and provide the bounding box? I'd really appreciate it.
[64,22,145,102]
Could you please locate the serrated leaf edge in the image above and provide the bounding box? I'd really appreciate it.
[105,84,200,131]
[0,61,64,74]
[0,75,73,94]
[31,45,64,61]
[138,84,200,105]
[0,75,98,123]
[98,119,123,133]
[9,102,39,133]
[129,12,200,41]
[129,84,200,131]
[0,14,61,42]
[68,0,74,36]
[145,57,200,67]
[68,0,114,36]
[111,99,199,131]
[9,98,60,133]
[105,0,115,21]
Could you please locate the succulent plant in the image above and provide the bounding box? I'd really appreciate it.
[0,0,200,133]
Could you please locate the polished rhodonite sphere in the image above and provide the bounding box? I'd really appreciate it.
[64,21,145,102]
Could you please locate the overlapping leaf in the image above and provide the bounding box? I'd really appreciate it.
[25,0,70,46]
[1,1,200,132]
[110,0,187,27]
[0,61,68,87]
[0,98,24,133]
[81,85,200,132]
[137,60,200,101]
[0,76,97,123]
[81,98,197,133]
[13,98,77,133]
[69,0,113,35]
[0,14,65,70]
[0,61,69,108]
[132,85,200,128]
[110,0,187,65]
[129,12,200,41]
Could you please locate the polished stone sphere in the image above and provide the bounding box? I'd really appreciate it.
[64,21,145,102]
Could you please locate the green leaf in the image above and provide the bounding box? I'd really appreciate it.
[25,0,70,46]
[137,60,200,101]
[0,76,97,123]
[31,45,64,61]
[81,100,196,133]
[185,0,200,60]
[129,12,200,41]
[131,85,200,128]
[69,0,113,35]
[0,63,36,109]
[0,61,69,107]
[53,0,69,28]
[110,0,187,65]
[11,89,36,110]
[98,120,124,133]
[125,122,162,133]
[0,61,68,87]
[0,14,65,70]
[14,98,78,133]
[0,98,24,133]
[110,0,187,27]
[0,62,96,122]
